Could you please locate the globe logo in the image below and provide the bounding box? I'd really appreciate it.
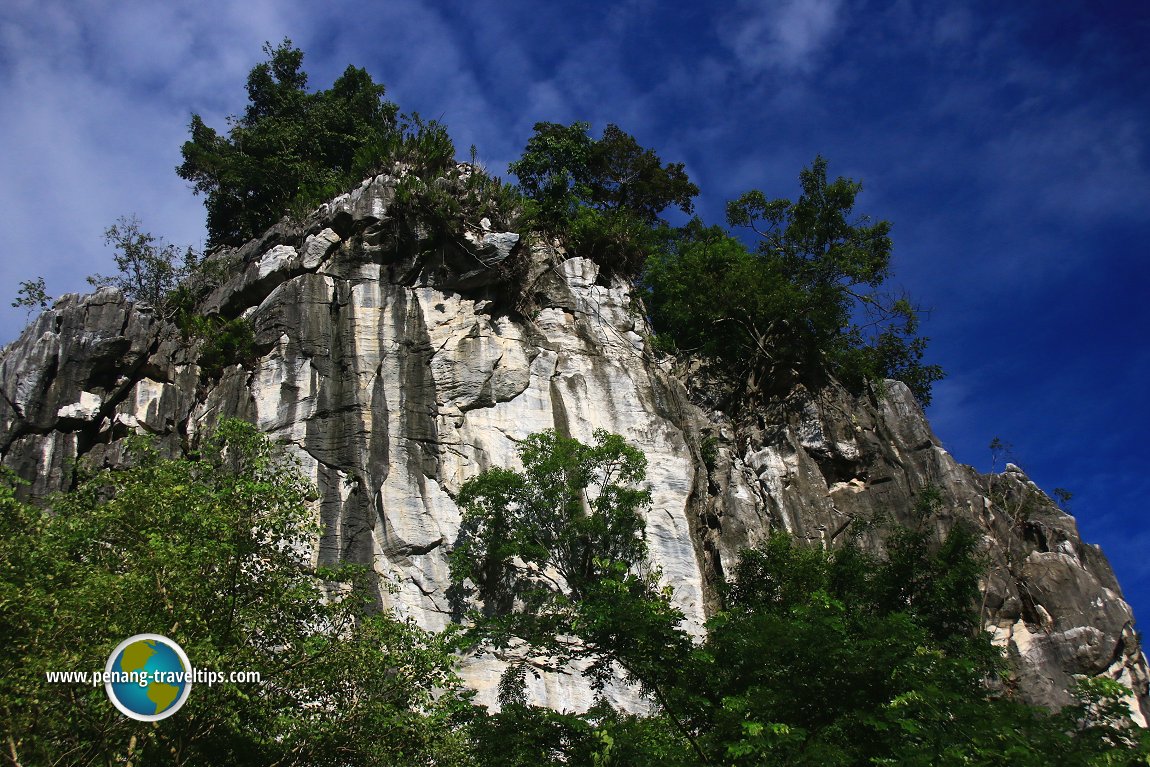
[104,634,192,721]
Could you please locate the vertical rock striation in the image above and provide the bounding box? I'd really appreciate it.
[2,172,1145,720]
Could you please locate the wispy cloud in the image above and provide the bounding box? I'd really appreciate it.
[981,106,1148,224]
[721,0,844,74]
[0,0,299,327]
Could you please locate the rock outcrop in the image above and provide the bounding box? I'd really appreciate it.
[2,171,1146,722]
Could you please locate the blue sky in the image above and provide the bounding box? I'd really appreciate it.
[2,0,1148,623]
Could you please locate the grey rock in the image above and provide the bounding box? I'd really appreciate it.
[302,228,342,270]
[463,227,520,265]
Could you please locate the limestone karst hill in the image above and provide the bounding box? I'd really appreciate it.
[2,170,1146,722]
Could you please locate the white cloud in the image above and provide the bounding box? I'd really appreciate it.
[0,0,297,339]
[982,106,1148,223]
[722,0,844,74]
[932,8,973,47]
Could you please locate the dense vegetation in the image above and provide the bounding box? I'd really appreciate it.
[177,40,397,248]
[509,121,698,276]
[0,422,471,765]
[176,40,462,248]
[645,160,943,404]
[4,426,1145,764]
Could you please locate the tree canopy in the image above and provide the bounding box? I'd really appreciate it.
[9,40,1144,765]
[510,122,697,228]
[645,157,944,405]
[87,214,198,310]
[4,422,1146,764]
[510,121,698,276]
[170,40,940,405]
[177,40,403,248]
[449,429,689,695]
[0,421,471,766]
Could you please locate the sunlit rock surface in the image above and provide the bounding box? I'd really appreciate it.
[2,172,1145,721]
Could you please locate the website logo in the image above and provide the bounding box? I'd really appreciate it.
[103,633,192,721]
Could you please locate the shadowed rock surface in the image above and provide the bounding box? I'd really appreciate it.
[2,171,1145,721]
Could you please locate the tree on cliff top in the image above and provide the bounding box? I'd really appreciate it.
[646,157,944,406]
[177,40,403,249]
[87,215,198,310]
[510,122,698,276]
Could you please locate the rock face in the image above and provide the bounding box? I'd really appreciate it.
[2,171,1146,722]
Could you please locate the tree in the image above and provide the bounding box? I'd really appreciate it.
[177,40,404,248]
[87,215,197,310]
[10,276,49,314]
[510,122,698,276]
[643,220,783,390]
[449,430,682,673]
[729,156,943,403]
[989,436,1014,472]
[0,420,470,766]
[449,430,701,759]
[646,157,943,406]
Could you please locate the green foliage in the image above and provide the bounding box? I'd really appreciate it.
[171,46,936,409]
[468,699,693,767]
[178,40,405,248]
[452,429,652,611]
[449,430,685,682]
[697,530,1145,766]
[384,141,525,272]
[699,434,719,471]
[643,221,783,384]
[0,421,470,766]
[449,429,702,762]
[510,122,697,276]
[989,435,1014,472]
[166,251,243,324]
[11,276,50,314]
[509,121,594,228]
[87,215,198,310]
[646,157,943,405]
[7,423,1142,765]
[1056,677,1150,762]
[511,123,696,228]
[181,314,258,380]
[469,701,595,767]
[701,533,1147,765]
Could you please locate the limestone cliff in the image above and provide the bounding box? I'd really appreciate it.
[2,171,1146,721]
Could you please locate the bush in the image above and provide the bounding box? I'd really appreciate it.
[181,315,257,380]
